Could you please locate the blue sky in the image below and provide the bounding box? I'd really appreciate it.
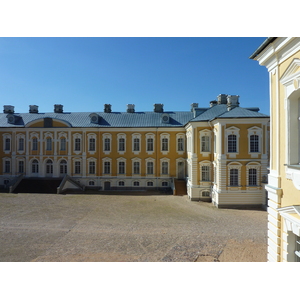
[0,37,269,115]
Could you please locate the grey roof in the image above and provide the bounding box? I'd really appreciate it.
[249,37,277,59]
[0,105,269,128]
[0,111,195,128]
[191,104,269,122]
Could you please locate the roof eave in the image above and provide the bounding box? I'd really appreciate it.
[249,37,277,60]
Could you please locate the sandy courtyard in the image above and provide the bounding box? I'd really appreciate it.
[0,193,267,262]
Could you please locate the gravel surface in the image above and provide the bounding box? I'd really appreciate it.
[0,193,267,262]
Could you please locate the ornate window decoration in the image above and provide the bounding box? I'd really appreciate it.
[17,159,25,174]
[160,133,170,155]
[102,157,112,175]
[74,159,81,175]
[225,126,240,158]
[59,159,68,175]
[246,162,261,189]
[132,157,141,177]
[132,133,141,154]
[88,133,97,154]
[3,157,11,174]
[145,158,155,177]
[201,190,210,197]
[117,157,126,176]
[160,158,170,177]
[87,158,97,175]
[30,132,39,152]
[146,133,155,154]
[102,133,111,154]
[117,133,126,154]
[199,129,211,157]
[58,132,67,152]
[73,133,82,154]
[176,133,185,154]
[3,133,11,154]
[44,132,53,152]
[16,133,25,154]
[199,161,211,183]
[45,159,53,175]
[227,162,242,190]
[248,126,262,157]
[31,158,39,175]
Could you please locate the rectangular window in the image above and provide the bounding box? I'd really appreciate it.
[89,161,96,174]
[119,138,125,151]
[89,138,96,151]
[230,169,239,186]
[177,138,184,151]
[118,161,125,174]
[250,135,259,153]
[201,166,210,181]
[228,135,237,153]
[104,161,110,174]
[147,181,154,187]
[75,138,81,151]
[133,138,140,151]
[46,138,52,151]
[147,138,154,151]
[60,138,66,151]
[133,162,140,174]
[5,161,10,173]
[147,162,154,174]
[18,138,24,151]
[248,168,257,186]
[75,161,81,174]
[18,161,24,173]
[5,138,10,151]
[104,138,110,151]
[295,235,300,262]
[32,138,38,151]
[162,161,168,175]
[162,138,168,151]
[201,136,210,152]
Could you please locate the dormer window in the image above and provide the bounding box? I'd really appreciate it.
[161,113,170,124]
[89,113,100,124]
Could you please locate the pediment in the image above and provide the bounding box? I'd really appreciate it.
[280,58,300,85]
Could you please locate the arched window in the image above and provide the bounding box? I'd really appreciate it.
[60,160,67,175]
[32,159,39,174]
[46,159,53,174]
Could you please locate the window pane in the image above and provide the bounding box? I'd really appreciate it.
[119,138,125,151]
[230,169,238,186]
[104,138,110,151]
[89,138,96,151]
[46,138,52,151]
[250,135,259,152]
[147,138,153,151]
[89,161,96,174]
[133,162,140,174]
[19,138,24,151]
[147,162,153,174]
[228,135,237,153]
[134,138,140,151]
[104,162,110,174]
[202,166,210,181]
[162,162,168,174]
[60,138,66,151]
[32,138,38,151]
[119,161,125,174]
[178,138,184,151]
[75,138,81,151]
[249,168,257,186]
[201,136,210,152]
[162,138,168,151]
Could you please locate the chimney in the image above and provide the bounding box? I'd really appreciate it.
[127,104,135,113]
[54,104,63,113]
[3,105,14,114]
[210,100,217,107]
[190,103,198,112]
[154,103,164,113]
[227,95,240,111]
[104,104,112,113]
[217,94,228,105]
[29,105,39,113]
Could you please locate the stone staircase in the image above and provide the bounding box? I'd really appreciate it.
[174,179,187,196]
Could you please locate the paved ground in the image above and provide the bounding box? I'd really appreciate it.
[0,193,268,262]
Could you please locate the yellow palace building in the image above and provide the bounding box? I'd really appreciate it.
[251,37,300,262]
[0,95,269,208]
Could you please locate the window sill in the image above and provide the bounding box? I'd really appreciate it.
[286,165,300,190]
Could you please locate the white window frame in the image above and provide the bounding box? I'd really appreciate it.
[200,161,211,183]
[16,133,25,154]
[132,157,141,177]
[17,159,25,174]
[132,133,141,154]
[73,133,82,155]
[246,162,261,189]
[74,159,81,175]
[145,157,155,177]
[87,158,97,175]
[248,126,262,157]
[160,158,170,177]
[102,133,112,154]
[227,162,242,190]
[3,158,11,174]
[199,130,211,157]
[117,133,126,154]
[225,127,240,158]
[146,133,155,154]
[3,134,11,154]
[58,132,67,152]
[44,132,53,152]
[176,133,185,154]
[31,158,39,175]
[160,133,170,155]
[117,157,126,176]
[59,159,68,176]
[88,133,97,154]
[102,158,112,176]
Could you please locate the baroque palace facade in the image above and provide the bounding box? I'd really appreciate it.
[0,95,269,208]
[251,37,300,261]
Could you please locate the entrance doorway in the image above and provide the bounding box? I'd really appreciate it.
[104,181,111,191]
